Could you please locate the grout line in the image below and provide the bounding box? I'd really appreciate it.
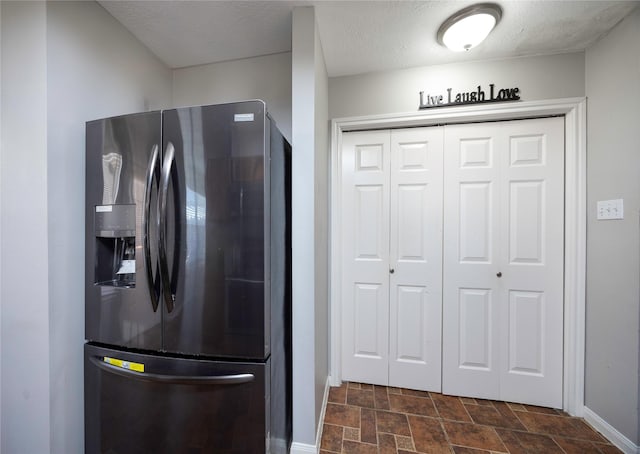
[439,418,455,453]
[459,395,475,423]
[373,405,379,447]
[405,411,415,453]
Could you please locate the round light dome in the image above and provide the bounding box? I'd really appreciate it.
[437,3,502,52]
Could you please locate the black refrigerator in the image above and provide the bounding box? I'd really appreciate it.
[84,101,291,454]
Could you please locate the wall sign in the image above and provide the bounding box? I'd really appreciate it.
[419,84,520,109]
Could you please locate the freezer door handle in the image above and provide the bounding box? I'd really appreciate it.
[158,141,176,313]
[143,144,161,312]
[89,356,255,385]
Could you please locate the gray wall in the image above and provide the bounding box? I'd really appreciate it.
[46,3,172,453]
[585,6,640,445]
[291,6,330,450]
[1,3,50,452]
[313,7,330,440]
[0,4,3,449]
[329,52,585,118]
[172,52,292,142]
[0,2,172,452]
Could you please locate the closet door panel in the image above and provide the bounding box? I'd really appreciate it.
[341,131,391,385]
[388,128,443,392]
[443,126,501,399]
[443,118,564,408]
[499,118,564,408]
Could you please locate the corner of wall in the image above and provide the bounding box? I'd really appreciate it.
[0,2,3,450]
[292,4,332,447]
[584,5,640,447]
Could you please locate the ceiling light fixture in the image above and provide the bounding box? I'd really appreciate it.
[437,3,502,52]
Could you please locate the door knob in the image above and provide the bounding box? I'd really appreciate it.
[496,272,502,278]
[389,268,395,274]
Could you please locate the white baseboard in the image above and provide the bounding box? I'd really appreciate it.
[289,442,318,454]
[583,406,639,454]
[290,377,331,454]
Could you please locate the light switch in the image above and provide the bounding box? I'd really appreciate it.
[596,199,624,220]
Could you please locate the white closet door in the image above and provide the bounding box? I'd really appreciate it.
[443,117,564,408]
[341,131,391,385]
[388,128,443,391]
[498,118,564,407]
[442,124,501,399]
[341,128,444,391]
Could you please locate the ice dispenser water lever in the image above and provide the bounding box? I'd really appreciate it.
[94,204,137,288]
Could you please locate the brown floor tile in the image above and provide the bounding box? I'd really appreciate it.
[389,393,438,417]
[324,403,361,428]
[401,388,431,398]
[321,384,617,454]
[473,398,496,407]
[597,443,624,453]
[515,411,607,442]
[443,420,507,452]
[408,415,450,453]
[465,402,526,430]
[376,410,411,436]
[342,440,378,454]
[506,402,527,412]
[360,408,377,444]
[433,393,473,422]
[378,432,396,454]
[396,435,415,450]
[320,424,343,453]
[452,447,493,453]
[493,401,526,419]
[347,387,375,408]
[520,403,561,415]
[374,385,391,410]
[328,384,348,404]
[344,427,360,441]
[496,428,563,453]
[552,436,610,453]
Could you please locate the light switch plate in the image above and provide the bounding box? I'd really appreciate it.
[597,199,624,220]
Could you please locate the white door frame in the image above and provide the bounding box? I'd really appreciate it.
[329,98,587,416]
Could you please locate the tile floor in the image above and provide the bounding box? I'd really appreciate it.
[320,382,621,454]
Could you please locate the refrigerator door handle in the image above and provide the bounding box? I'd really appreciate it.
[143,144,161,312]
[159,141,176,313]
[89,356,255,385]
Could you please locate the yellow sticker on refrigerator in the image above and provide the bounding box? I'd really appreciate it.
[103,356,145,373]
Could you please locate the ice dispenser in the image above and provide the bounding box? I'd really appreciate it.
[94,204,136,287]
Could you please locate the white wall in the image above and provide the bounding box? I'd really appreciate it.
[313,5,330,436]
[329,52,585,118]
[291,6,330,451]
[585,6,640,446]
[1,2,50,453]
[1,2,172,453]
[172,53,292,142]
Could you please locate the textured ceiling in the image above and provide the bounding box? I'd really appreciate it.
[99,0,639,77]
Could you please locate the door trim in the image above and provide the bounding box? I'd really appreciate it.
[329,98,587,416]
